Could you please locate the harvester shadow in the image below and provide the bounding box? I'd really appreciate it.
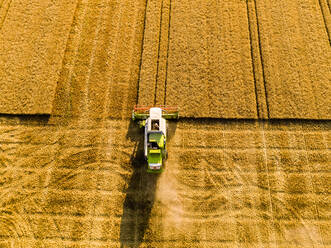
[120,120,159,248]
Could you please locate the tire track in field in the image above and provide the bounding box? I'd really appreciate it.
[57,0,103,121]
[156,125,244,245]
[51,0,89,120]
[317,0,331,43]
[154,0,171,105]
[46,0,91,241]
[0,210,33,248]
[299,125,326,246]
[245,1,260,119]
[261,122,328,246]
[164,0,172,105]
[161,123,292,246]
[137,0,164,106]
[51,0,84,119]
[154,0,164,105]
[77,0,104,124]
[0,120,61,245]
[252,0,270,119]
[245,0,269,120]
[256,122,278,247]
[254,0,330,119]
[0,0,12,30]
[0,1,125,243]
[202,133,273,246]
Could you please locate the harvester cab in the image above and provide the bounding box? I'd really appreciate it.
[132,105,179,173]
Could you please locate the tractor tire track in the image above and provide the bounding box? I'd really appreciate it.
[0,0,11,30]
[154,0,164,105]
[164,0,172,105]
[317,0,331,44]
[252,0,270,119]
[51,0,88,120]
[246,0,268,120]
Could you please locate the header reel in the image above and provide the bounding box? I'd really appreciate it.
[132,105,179,121]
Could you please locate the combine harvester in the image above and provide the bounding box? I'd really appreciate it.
[132,105,179,173]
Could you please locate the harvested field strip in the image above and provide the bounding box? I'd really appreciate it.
[143,120,330,245]
[0,0,78,114]
[0,118,330,246]
[255,0,331,119]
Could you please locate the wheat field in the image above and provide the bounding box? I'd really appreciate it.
[0,0,330,247]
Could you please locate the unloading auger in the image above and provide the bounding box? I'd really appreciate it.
[132,105,179,173]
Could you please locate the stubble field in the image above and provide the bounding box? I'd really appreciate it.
[0,0,330,247]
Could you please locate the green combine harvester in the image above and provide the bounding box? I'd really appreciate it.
[132,105,179,173]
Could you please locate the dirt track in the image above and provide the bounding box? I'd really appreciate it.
[0,0,330,247]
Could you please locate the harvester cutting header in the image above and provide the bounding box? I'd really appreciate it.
[132,105,179,173]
